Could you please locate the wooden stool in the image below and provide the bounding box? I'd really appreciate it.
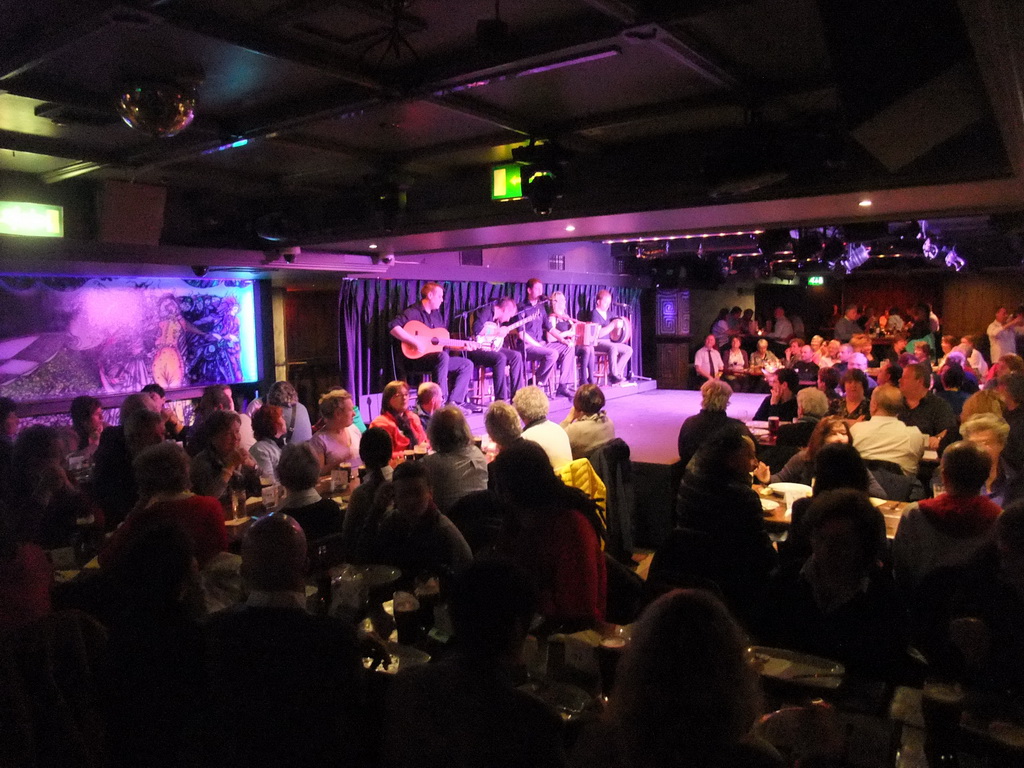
[594,351,611,386]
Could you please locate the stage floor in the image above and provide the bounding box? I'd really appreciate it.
[464,383,766,467]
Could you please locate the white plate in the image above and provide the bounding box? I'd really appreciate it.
[760,498,780,512]
[766,482,813,497]
[749,646,845,689]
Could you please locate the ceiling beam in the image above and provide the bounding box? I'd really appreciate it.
[0,1,121,82]
[269,132,385,164]
[0,130,115,164]
[313,177,1024,255]
[142,5,391,94]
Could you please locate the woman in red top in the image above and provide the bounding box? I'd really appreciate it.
[101,441,227,570]
[370,380,429,457]
[491,440,606,632]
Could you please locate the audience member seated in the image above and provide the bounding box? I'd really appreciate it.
[677,379,748,471]
[570,589,780,768]
[877,360,903,388]
[777,443,881,568]
[100,441,227,570]
[203,513,371,768]
[767,306,793,344]
[757,415,852,487]
[8,425,100,548]
[961,413,1023,507]
[141,383,184,441]
[371,380,428,458]
[68,395,105,463]
[676,426,776,627]
[184,384,233,456]
[265,380,313,443]
[893,441,1000,598]
[249,404,286,479]
[817,365,842,405]
[900,362,960,453]
[918,502,1024,698]
[414,381,443,432]
[0,519,52,636]
[766,489,909,682]
[93,393,165,529]
[694,334,724,383]
[750,337,780,374]
[340,427,393,563]
[776,388,829,448]
[723,335,749,391]
[851,385,927,475]
[484,400,523,458]
[956,335,989,380]
[367,460,472,579]
[790,345,819,386]
[560,384,615,460]
[999,371,1024,473]
[275,443,344,544]
[829,368,871,422]
[936,363,971,417]
[383,559,565,768]
[783,338,803,367]
[422,405,488,514]
[99,523,205,768]
[491,440,606,631]
[514,386,572,469]
[309,389,362,472]
[190,410,261,503]
[914,341,933,364]
[833,304,862,342]
[752,368,799,422]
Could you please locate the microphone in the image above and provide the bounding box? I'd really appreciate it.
[611,301,632,308]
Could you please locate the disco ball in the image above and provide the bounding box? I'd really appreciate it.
[117,83,197,138]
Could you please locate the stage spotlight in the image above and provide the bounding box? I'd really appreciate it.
[512,140,569,216]
[191,265,209,277]
[281,246,300,264]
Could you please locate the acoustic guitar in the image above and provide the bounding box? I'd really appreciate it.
[400,320,480,360]
[475,306,543,350]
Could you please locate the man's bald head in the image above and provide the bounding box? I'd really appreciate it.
[241,513,308,593]
[870,384,904,417]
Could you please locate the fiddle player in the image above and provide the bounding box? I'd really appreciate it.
[469,296,525,401]
[547,291,594,386]
[389,282,478,412]
[519,279,576,399]
[592,289,633,385]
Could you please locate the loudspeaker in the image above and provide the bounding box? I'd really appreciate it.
[97,180,166,245]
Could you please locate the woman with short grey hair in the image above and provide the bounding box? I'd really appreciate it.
[484,401,522,453]
[961,413,1017,506]
[275,443,343,543]
[513,386,572,469]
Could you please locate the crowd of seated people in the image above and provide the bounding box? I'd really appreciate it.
[4,299,1024,765]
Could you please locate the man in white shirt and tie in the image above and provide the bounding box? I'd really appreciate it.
[694,335,724,383]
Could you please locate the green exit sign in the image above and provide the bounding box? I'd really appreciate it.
[0,201,64,237]
[807,275,825,286]
[491,164,523,201]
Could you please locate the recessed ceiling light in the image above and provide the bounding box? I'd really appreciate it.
[369,243,378,249]
[858,199,872,207]
[565,224,576,232]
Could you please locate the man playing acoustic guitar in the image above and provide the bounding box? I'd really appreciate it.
[470,296,525,401]
[389,283,479,412]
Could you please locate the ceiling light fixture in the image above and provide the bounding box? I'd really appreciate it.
[602,229,765,244]
[565,224,576,232]
[859,199,873,207]
[369,243,378,249]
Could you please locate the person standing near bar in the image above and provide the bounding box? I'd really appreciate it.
[593,289,633,385]
[390,282,478,412]
[470,296,525,401]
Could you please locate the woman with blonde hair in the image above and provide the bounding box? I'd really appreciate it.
[308,389,361,472]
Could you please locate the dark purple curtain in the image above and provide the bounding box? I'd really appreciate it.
[337,279,643,398]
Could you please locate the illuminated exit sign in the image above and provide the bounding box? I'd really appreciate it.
[491,164,523,201]
[0,201,64,237]
[807,275,825,286]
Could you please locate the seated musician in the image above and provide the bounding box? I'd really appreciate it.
[469,297,525,402]
[592,289,633,385]
[547,291,594,387]
[519,279,576,399]
[388,282,478,412]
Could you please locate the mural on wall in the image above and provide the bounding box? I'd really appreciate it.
[0,276,258,402]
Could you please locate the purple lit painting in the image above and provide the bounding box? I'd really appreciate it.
[0,276,258,402]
